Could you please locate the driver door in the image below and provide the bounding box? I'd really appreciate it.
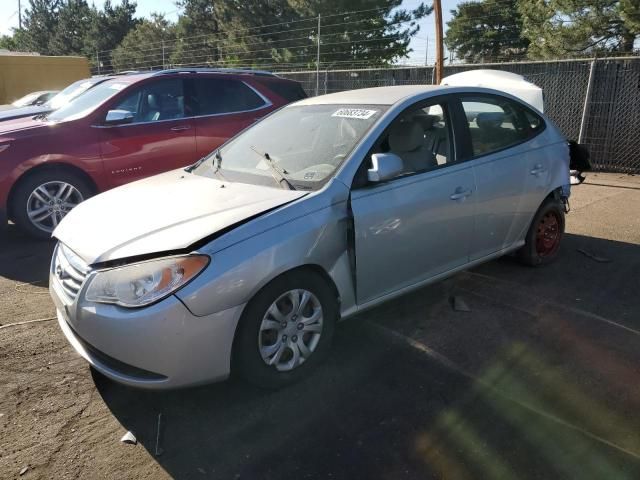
[350,98,477,304]
[98,78,196,188]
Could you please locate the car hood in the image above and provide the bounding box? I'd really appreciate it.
[0,105,49,122]
[53,169,307,265]
[0,115,48,137]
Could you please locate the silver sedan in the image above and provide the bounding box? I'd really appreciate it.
[50,85,578,389]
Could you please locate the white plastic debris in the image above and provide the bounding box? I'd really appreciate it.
[19,466,29,476]
[120,431,137,445]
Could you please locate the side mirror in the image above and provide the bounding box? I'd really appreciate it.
[367,153,404,183]
[104,109,134,125]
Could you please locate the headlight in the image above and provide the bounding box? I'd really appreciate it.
[85,255,209,308]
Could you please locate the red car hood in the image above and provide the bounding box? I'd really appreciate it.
[0,116,48,140]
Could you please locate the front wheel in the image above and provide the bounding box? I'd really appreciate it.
[518,197,565,266]
[233,270,337,389]
[12,170,93,239]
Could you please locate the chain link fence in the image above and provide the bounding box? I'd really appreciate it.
[278,58,640,173]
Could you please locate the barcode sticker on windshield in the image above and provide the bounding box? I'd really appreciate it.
[332,108,378,120]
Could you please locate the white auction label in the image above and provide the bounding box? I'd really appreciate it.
[332,108,378,120]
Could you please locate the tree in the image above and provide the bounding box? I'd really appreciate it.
[519,0,640,59]
[0,35,18,51]
[171,0,431,69]
[170,0,223,66]
[13,0,61,54]
[111,14,177,71]
[294,0,432,69]
[445,0,529,63]
[85,0,140,70]
[49,0,94,55]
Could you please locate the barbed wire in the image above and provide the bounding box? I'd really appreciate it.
[91,1,639,75]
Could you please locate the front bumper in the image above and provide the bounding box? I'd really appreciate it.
[50,272,245,389]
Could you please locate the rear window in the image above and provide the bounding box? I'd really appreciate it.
[263,81,308,102]
[189,78,266,115]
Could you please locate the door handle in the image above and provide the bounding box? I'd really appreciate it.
[530,164,547,176]
[170,125,191,132]
[450,188,472,201]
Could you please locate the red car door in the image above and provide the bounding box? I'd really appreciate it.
[188,77,275,157]
[98,78,196,188]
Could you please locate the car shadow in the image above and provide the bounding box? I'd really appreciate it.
[92,232,640,480]
[0,223,55,284]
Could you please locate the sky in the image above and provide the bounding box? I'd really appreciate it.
[0,0,459,65]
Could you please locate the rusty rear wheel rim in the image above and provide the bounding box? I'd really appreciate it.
[535,211,561,257]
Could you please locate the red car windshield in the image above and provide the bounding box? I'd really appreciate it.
[46,80,134,122]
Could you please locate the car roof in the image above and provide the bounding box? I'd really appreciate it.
[104,68,287,83]
[295,85,449,106]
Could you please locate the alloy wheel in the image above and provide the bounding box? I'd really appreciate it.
[26,181,84,233]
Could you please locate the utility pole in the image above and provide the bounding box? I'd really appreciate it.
[18,0,22,29]
[315,14,321,96]
[433,0,444,84]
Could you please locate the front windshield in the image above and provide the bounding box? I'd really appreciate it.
[12,93,40,107]
[46,79,102,110]
[46,79,132,122]
[192,104,387,190]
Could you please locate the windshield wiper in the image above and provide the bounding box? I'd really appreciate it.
[250,145,295,190]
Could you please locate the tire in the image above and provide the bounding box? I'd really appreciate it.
[11,169,94,239]
[518,197,565,267]
[233,270,338,389]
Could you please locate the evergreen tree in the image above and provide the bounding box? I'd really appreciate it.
[519,0,640,59]
[111,14,177,71]
[14,0,61,54]
[49,0,94,55]
[445,0,529,63]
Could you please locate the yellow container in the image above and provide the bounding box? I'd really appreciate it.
[0,54,91,104]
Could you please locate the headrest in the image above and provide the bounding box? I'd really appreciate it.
[147,93,159,110]
[413,113,438,131]
[476,112,504,130]
[388,121,424,152]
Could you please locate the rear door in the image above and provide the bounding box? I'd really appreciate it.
[98,78,196,188]
[457,94,550,260]
[350,98,477,304]
[189,77,274,157]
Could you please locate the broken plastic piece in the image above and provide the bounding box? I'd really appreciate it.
[155,413,164,456]
[451,296,471,312]
[120,431,137,445]
[19,466,29,476]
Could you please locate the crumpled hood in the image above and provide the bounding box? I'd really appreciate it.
[53,169,307,265]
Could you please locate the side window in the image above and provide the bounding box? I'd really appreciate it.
[460,95,544,157]
[112,79,185,124]
[370,101,453,178]
[192,78,266,115]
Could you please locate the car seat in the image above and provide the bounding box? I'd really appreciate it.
[388,120,437,173]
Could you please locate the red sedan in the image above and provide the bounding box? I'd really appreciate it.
[0,69,306,237]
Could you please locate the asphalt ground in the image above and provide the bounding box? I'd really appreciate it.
[0,172,639,480]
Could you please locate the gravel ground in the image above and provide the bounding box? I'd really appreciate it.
[0,173,639,480]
